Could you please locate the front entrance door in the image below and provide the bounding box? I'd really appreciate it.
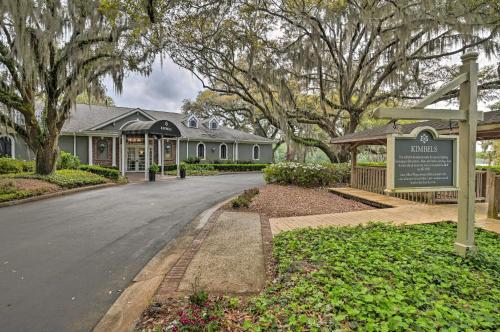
[127,146,146,172]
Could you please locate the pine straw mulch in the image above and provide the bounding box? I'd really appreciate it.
[13,178,60,193]
[225,184,374,218]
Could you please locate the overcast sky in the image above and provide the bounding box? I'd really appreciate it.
[104,54,496,113]
[104,57,202,112]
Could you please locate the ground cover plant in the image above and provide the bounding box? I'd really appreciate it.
[0,157,34,174]
[241,222,499,331]
[264,162,350,187]
[231,188,259,208]
[16,170,107,189]
[0,178,59,202]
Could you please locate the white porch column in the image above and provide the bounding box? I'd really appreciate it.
[176,137,180,178]
[121,135,126,176]
[144,133,149,180]
[73,133,77,157]
[186,139,189,158]
[157,137,162,169]
[161,137,165,176]
[112,137,117,167]
[235,141,239,161]
[88,136,93,165]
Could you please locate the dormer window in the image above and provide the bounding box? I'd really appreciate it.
[209,119,218,130]
[188,115,198,128]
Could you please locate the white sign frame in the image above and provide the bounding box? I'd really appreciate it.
[386,126,459,193]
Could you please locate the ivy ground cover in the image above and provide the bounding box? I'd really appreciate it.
[244,222,499,331]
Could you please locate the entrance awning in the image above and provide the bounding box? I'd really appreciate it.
[121,120,182,137]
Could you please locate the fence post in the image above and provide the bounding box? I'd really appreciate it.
[486,170,499,219]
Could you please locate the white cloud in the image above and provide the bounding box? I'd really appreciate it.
[104,57,202,112]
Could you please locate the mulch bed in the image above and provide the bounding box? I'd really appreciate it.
[231,184,374,218]
[13,178,60,193]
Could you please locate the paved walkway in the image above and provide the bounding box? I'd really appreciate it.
[270,188,500,236]
[156,211,267,300]
[329,187,418,207]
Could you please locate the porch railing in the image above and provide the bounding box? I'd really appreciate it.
[351,166,487,204]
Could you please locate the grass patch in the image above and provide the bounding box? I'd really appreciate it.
[16,169,107,189]
[242,223,499,331]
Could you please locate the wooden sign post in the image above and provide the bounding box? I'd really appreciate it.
[374,52,483,257]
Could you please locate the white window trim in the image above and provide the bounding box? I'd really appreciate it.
[0,135,15,159]
[209,118,218,130]
[187,115,199,128]
[219,143,228,160]
[196,142,206,160]
[252,144,260,161]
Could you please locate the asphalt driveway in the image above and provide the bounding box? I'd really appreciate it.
[0,173,264,332]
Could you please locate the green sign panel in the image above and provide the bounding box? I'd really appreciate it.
[387,127,458,191]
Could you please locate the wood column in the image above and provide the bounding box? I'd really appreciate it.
[88,136,93,165]
[144,133,149,181]
[350,145,357,188]
[486,170,499,219]
[112,137,117,167]
[455,52,479,256]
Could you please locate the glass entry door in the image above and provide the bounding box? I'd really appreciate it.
[126,146,146,172]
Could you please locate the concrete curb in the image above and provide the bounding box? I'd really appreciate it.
[92,196,236,332]
[0,182,123,208]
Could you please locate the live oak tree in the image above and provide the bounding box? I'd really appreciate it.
[163,0,499,162]
[0,0,158,174]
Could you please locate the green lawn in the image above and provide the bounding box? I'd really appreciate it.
[243,223,499,331]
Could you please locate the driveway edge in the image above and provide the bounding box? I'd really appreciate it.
[0,182,123,208]
[92,196,236,332]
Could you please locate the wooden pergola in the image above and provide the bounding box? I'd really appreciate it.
[330,110,500,218]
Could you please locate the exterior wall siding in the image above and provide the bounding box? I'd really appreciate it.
[59,135,74,155]
[178,140,271,164]
[76,136,89,164]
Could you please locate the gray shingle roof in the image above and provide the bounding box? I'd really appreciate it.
[63,104,274,143]
[330,110,500,145]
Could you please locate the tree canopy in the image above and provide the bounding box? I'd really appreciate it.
[163,0,500,161]
[0,0,159,173]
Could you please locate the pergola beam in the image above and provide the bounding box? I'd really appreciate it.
[374,107,470,121]
[412,72,468,109]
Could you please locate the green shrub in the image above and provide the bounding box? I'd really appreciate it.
[184,156,201,164]
[21,170,106,188]
[476,165,500,172]
[0,158,25,174]
[264,162,350,187]
[149,163,160,173]
[78,164,120,180]
[57,151,80,169]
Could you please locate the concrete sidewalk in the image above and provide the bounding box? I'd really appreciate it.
[156,211,267,300]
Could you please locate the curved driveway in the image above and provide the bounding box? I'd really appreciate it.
[0,173,264,332]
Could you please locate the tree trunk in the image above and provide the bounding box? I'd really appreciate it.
[34,137,59,175]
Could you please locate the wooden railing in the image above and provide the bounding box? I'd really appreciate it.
[351,166,488,204]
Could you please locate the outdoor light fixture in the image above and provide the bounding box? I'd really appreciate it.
[98,141,106,153]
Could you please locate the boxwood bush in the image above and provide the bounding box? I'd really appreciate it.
[78,164,120,180]
[57,151,80,170]
[263,162,350,187]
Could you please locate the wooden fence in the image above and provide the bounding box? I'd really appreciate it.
[486,170,500,219]
[351,166,488,205]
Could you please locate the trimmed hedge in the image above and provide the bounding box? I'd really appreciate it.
[78,164,120,180]
[264,162,350,187]
[476,165,500,172]
[162,163,268,172]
